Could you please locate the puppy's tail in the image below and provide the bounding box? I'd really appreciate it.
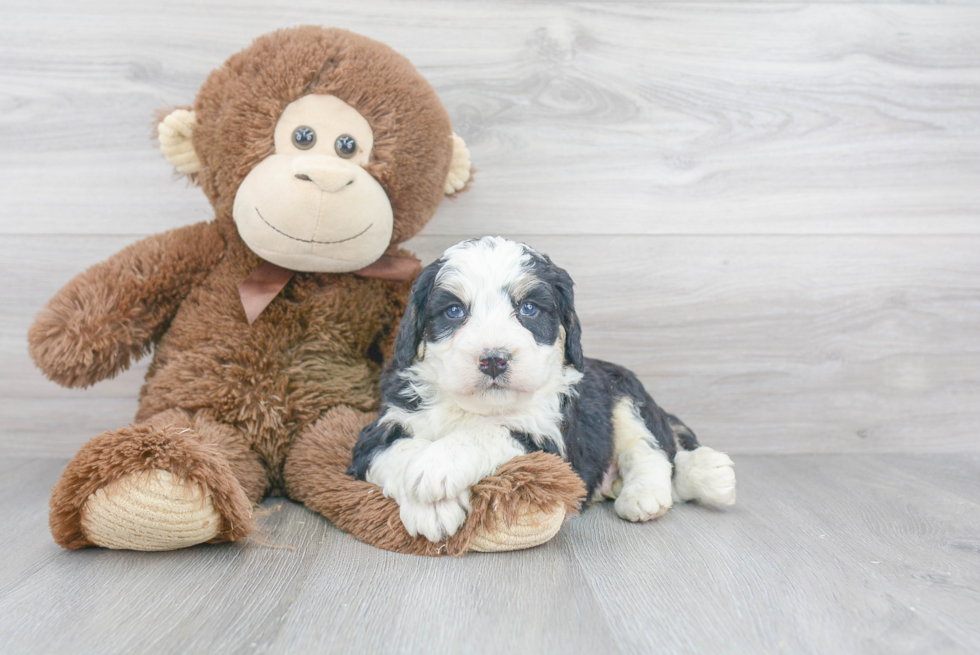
[666,414,737,508]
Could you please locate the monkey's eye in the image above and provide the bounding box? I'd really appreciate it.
[445,305,466,319]
[519,302,539,317]
[335,134,357,159]
[292,126,316,150]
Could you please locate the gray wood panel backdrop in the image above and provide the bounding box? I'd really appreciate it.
[2,0,978,457]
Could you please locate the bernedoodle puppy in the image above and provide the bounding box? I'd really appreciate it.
[350,236,736,542]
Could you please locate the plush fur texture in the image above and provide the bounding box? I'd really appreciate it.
[31,27,580,554]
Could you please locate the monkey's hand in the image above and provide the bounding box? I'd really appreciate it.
[28,222,223,388]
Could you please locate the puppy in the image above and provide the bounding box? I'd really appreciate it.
[349,236,736,542]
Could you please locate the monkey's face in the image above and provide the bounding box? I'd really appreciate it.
[158,27,472,263]
[232,94,394,272]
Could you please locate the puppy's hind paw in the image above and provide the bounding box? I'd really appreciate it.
[673,447,736,507]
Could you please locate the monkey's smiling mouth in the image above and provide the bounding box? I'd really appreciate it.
[255,207,373,244]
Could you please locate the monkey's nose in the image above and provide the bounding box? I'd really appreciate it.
[478,350,511,379]
[292,158,356,193]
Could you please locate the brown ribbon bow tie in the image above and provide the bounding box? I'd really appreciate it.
[237,249,421,325]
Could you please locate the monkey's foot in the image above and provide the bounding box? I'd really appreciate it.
[80,470,222,551]
[469,504,567,552]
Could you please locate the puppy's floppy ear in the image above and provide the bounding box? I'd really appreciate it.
[392,259,443,369]
[552,264,584,371]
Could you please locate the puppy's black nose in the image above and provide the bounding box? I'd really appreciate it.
[478,351,510,379]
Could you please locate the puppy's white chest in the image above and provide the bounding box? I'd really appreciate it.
[399,403,518,443]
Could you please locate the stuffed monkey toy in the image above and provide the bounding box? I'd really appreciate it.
[29,26,584,555]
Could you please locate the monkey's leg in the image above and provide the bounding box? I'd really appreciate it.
[283,405,584,556]
[50,409,267,551]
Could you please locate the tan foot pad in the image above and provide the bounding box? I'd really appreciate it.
[468,506,566,553]
[80,470,221,551]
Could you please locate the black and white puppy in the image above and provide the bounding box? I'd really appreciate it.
[349,236,736,542]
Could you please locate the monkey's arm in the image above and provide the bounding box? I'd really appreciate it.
[28,221,224,388]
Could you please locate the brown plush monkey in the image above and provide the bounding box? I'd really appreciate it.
[29,26,584,555]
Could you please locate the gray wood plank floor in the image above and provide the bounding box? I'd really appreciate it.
[0,455,977,654]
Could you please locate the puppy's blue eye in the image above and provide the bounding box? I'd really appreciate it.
[519,302,538,317]
[445,305,465,319]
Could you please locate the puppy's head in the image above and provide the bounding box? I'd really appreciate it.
[392,236,583,414]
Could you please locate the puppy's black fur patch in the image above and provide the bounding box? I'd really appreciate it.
[348,420,411,480]
[425,287,467,342]
[513,283,560,347]
[524,250,583,370]
[543,358,688,500]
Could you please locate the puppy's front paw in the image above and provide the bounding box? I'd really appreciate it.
[406,440,486,504]
[615,482,673,522]
[398,491,471,543]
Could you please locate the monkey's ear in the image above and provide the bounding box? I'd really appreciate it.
[443,133,472,195]
[157,108,202,175]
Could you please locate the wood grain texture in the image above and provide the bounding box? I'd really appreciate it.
[0,455,977,654]
[1,3,978,452]
[566,454,980,654]
[0,2,979,236]
[268,527,615,654]
[4,234,978,456]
